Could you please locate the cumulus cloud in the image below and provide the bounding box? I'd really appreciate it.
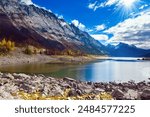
[88,0,144,11]
[95,24,106,31]
[105,0,118,6]
[91,34,109,41]
[58,15,64,19]
[88,2,97,10]
[71,20,86,31]
[55,14,64,19]
[88,2,105,11]
[21,0,33,5]
[105,10,150,49]
[88,0,119,11]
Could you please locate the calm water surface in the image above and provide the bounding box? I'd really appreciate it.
[0,58,150,82]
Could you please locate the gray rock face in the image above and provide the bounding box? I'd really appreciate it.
[0,0,106,55]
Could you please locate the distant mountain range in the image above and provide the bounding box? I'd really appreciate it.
[0,0,149,57]
[106,43,150,57]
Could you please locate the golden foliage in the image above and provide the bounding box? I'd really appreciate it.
[12,89,113,100]
[24,46,33,55]
[1,38,7,45]
[0,38,15,54]
[24,46,44,55]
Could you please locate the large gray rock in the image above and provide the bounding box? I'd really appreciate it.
[2,73,14,80]
[141,89,150,100]
[0,72,3,76]
[77,83,93,94]
[12,73,30,79]
[112,89,124,100]
[63,77,76,82]
[124,89,139,100]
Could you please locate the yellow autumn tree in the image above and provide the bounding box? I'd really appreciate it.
[0,38,15,54]
[0,38,7,46]
[6,40,12,50]
[6,40,15,51]
[11,42,15,50]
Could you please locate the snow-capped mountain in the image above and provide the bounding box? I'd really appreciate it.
[0,0,106,55]
[106,43,150,57]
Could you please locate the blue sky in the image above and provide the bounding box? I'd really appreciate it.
[22,0,150,49]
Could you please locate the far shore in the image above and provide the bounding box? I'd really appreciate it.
[0,48,108,66]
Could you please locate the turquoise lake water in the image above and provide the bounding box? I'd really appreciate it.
[0,58,150,82]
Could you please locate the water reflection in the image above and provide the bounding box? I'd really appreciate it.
[0,58,150,82]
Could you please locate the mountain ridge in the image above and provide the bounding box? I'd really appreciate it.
[0,0,106,55]
[106,42,150,57]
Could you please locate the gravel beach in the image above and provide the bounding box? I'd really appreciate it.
[0,72,150,100]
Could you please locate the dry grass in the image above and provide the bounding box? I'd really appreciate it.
[12,89,113,100]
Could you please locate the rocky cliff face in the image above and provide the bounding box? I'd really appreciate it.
[0,0,105,55]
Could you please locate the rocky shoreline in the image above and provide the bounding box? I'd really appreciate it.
[0,72,150,100]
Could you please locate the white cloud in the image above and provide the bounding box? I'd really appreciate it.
[56,14,64,19]
[88,29,94,33]
[95,24,106,31]
[88,0,119,11]
[88,2,97,9]
[105,0,118,6]
[139,4,148,10]
[71,20,86,31]
[71,20,79,26]
[78,24,86,31]
[105,10,150,49]
[58,15,64,19]
[88,0,143,11]
[88,2,105,11]
[91,34,109,41]
[60,21,67,27]
[21,0,33,5]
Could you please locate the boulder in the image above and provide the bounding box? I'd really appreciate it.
[112,89,124,100]
[68,89,78,97]
[86,81,93,85]
[0,72,3,76]
[63,77,76,82]
[140,89,150,100]
[94,88,105,94]
[124,89,139,100]
[2,73,14,80]
[12,73,30,79]
[77,83,93,94]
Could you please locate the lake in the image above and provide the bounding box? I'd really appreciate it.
[0,57,150,83]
